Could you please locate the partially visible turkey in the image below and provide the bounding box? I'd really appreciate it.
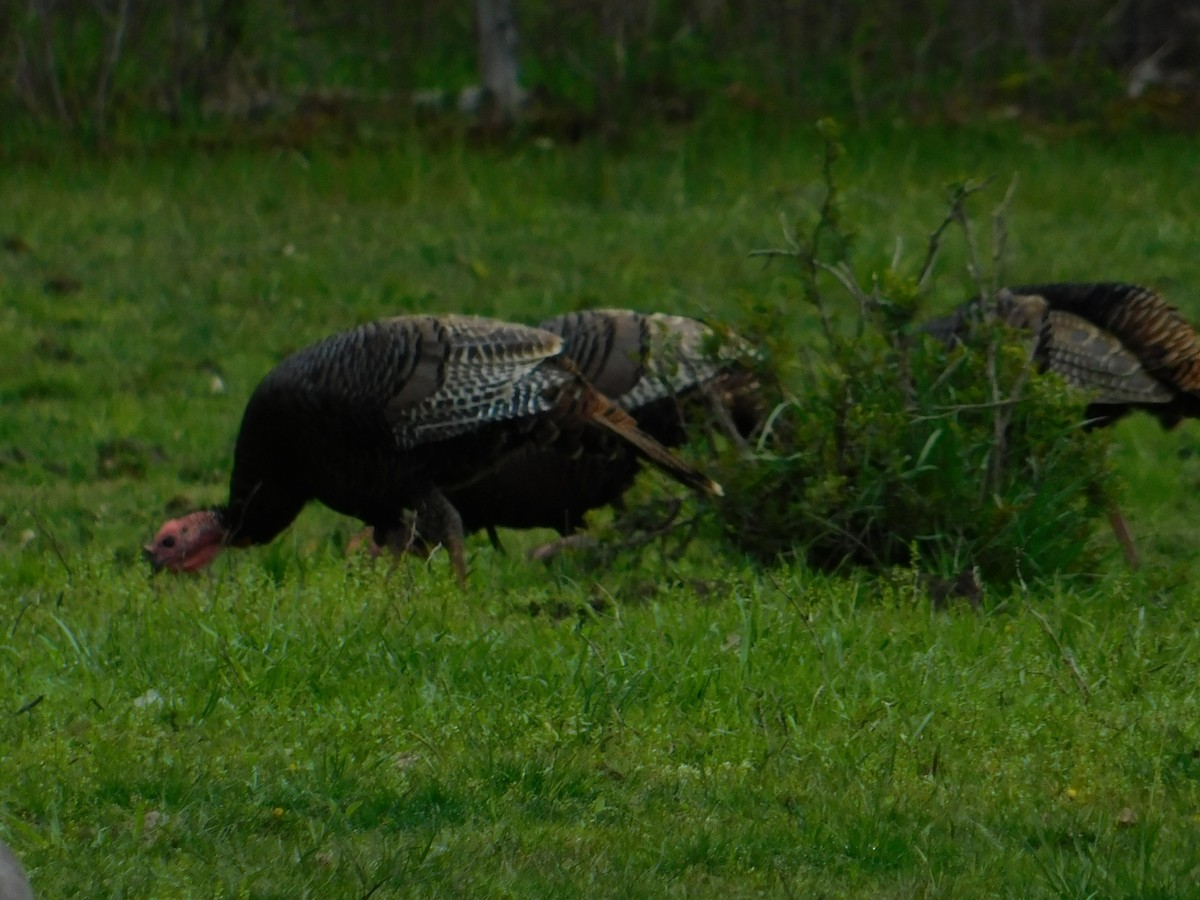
[144,314,722,584]
[922,282,1200,427]
[434,309,763,550]
[921,282,1200,566]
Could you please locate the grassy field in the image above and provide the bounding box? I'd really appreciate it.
[4,119,1200,896]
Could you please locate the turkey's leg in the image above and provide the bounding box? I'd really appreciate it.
[413,488,469,587]
[485,525,506,553]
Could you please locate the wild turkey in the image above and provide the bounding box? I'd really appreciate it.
[922,282,1200,427]
[428,309,763,550]
[144,314,722,584]
[921,281,1200,565]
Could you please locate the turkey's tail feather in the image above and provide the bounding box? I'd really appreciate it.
[575,383,725,497]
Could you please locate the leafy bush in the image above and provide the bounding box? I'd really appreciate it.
[714,123,1117,585]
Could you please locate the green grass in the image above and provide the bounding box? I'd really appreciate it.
[5,120,1200,896]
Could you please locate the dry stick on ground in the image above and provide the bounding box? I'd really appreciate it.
[29,509,74,584]
[530,498,691,564]
[1028,606,1092,701]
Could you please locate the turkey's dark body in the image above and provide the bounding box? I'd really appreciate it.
[439,310,760,540]
[223,317,563,542]
[148,313,719,582]
[922,282,1200,429]
[917,281,1200,570]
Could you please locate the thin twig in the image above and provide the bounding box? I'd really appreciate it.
[953,181,994,299]
[910,397,1024,421]
[33,0,72,125]
[703,384,750,450]
[916,179,992,290]
[10,598,34,638]
[807,136,844,347]
[767,571,838,699]
[816,259,874,331]
[581,634,634,732]
[92,0,132,143]
[29,509,74,583]
[926,351,970,397]
[985,317,1039,495]
[989,174,1020,295]
[15,695,45,715]
[747,248,799,260]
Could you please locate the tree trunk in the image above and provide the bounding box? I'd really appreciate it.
[475,0,523,123]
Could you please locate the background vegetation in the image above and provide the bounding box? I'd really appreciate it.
[2,0,1199,149]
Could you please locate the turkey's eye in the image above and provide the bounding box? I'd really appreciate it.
[161,536,177,549]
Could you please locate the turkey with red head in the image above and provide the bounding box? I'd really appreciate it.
[144,314,722,584]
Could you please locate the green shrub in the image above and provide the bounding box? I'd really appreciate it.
[714,124,1117,585]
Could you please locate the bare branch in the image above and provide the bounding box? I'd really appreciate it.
[917,178,992,290]
[952,180,994,300]
[34,0,72,125]
[93,0,132,142]
[989,174,1020,296]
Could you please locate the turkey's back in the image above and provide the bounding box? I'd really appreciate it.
[921,283,1200,429]
[441,309,761,538]
[223,315,572,543]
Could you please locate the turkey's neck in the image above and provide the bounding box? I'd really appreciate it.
[223,389,312,546]
[221,478,307,547]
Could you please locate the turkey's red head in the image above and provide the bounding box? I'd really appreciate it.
[144,510,225,573]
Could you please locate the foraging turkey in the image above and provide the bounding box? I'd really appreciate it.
[144,314,722,584]
[430,309,763,550]
[921,282,1200,565]
[922,282,1200,428]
